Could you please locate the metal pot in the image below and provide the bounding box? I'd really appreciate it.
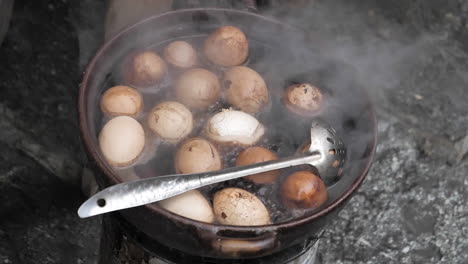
[78,8,377,260]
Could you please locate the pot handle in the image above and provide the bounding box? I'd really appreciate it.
[210,231,279,258]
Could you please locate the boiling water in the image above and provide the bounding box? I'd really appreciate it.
[99,36,336,224]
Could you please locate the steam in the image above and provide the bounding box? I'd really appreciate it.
[246,0,443,203]
[266,0,441,103]
[75,0,445,223]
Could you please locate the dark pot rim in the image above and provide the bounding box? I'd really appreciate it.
[78,8,378,232]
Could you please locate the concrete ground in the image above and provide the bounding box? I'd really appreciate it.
[0,0,466,263]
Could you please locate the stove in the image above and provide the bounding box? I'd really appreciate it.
[98,215,322,264]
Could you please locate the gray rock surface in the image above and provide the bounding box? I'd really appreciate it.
[302,1,468,264]
[0,0,467,264]
[0,1,100,263]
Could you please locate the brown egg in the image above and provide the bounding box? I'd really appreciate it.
[280,171,328,209]
[163,41,197,68]
[282,83,324,116]
[204,26,249,67]
[175,138,222,174]
[100,85,143,117]
[213,188,270,226]
[123,51,167,87]
[99,116,145,167]
[297,141,311,154]
[223,66,268,113]
[175,68,221,110]
[235,147,280,184]
[147,101,193,143]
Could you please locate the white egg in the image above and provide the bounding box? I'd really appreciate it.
[99,116,145,167]
[205,109,265,145]
[159,190,214,223]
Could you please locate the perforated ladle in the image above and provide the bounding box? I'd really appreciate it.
[78,121,346,218]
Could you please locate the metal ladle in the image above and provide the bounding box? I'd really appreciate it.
[78,121,346,218]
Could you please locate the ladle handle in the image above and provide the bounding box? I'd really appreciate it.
[77,152,321,218]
